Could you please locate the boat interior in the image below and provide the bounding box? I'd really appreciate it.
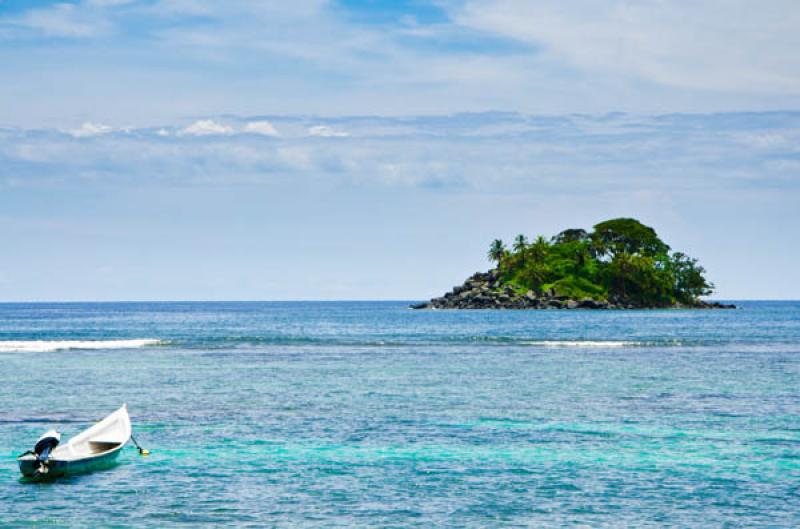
[88,441,122,454]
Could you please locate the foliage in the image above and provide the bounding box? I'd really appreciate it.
[487,239,507,264]
[488,218,714,306]
[551,228,588,245]
[591,218,670,259]
[669,252,714,303]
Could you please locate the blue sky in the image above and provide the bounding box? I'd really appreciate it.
[1,1,799,300]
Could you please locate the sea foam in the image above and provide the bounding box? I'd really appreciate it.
[0,339,163,353]
[523,340,638,348]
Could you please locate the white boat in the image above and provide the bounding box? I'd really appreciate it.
[18,404,131,479]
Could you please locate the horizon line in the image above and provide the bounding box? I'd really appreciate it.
[0,298,792,304]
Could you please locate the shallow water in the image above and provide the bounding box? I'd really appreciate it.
[1,301,798,527]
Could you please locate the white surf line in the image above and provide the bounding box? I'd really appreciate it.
[0,339,163,353]
[523,340,639,347]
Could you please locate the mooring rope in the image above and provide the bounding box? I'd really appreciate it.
[130,433,150,456]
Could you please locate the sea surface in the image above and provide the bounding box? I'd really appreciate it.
[0,301,798,528]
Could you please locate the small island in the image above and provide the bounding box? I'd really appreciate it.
[412,218,735,310]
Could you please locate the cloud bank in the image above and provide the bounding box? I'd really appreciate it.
[2,112,798,194]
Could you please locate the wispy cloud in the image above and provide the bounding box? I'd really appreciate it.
[457,0,800,95]
[8,1,114,38]
[3,0,798,127]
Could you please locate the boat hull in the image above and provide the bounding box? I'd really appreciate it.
[19,446,124,480]
[18,404,131,481]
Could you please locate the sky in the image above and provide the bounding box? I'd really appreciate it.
[1,0,799,300]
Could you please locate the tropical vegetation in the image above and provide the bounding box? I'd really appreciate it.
[487,218,713,307]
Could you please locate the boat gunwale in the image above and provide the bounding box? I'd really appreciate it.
[17,438,127,464]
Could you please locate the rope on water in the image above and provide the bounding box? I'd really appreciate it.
[130,433,150,456]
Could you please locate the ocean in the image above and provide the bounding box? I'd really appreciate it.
[0,301,798,527]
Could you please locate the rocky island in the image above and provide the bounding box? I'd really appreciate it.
[412,218,735,310]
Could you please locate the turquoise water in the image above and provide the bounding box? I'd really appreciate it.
[0,301,798,527]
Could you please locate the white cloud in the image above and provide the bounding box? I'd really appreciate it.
[180,119,234,136]
[68,122,113,138]
[15,2,110,38]
[4,0,800,125]
[244,121,279,136]
[738,133,784,150]
[5,112,799,195]
[308,125,349,138]
[86,0,135,6]
[457,0,800,94]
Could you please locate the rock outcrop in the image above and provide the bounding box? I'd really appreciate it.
[410,270,736,310]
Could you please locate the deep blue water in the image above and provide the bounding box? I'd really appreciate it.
[0,301,798,527]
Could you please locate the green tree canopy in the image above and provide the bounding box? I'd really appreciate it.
[488,218,714,307]
[551,228,588,245]
[590,218,670,259]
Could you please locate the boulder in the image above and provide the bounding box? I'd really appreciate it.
[577,298,594,309]
[699,300,736,309]
[577,298,606,309]
[417,268,734,310]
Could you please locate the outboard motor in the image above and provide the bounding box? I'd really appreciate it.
[32,430,61,474]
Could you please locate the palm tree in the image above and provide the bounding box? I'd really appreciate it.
[529,235,549,264]
[513,234,528,265]
[488,239,507,265]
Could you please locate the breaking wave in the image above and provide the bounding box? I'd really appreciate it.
[521,340,640,348]
[0,339,164,353]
